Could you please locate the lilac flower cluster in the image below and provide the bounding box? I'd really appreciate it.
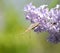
[24,3,60,44]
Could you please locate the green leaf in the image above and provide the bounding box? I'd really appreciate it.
[49,0,59,9]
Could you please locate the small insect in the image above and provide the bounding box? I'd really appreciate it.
[24,22,39,33]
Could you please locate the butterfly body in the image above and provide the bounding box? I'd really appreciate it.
[24,22,39,33]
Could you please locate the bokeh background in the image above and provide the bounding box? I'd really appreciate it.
[0,0,60,53]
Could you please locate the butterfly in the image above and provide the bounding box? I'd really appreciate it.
[24,22,39,33]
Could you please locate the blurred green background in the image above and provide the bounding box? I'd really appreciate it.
[0,0,60,53]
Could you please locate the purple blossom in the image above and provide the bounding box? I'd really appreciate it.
[24,3,60,44]
[48,31,60,43]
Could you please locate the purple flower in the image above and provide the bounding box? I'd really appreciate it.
[47,31,60,44]
[24,3,60,44]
